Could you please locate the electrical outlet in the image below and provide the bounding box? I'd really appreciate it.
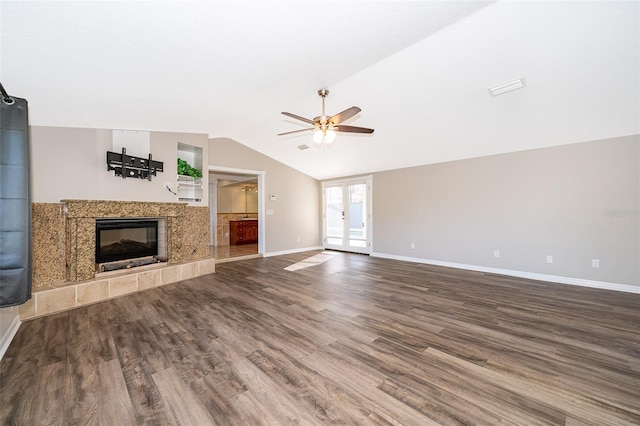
[592,259,600,268]
[164,182,171,189]
[546,255,553,264]
[410,243,415,249]
[494,250,500,258]
[296,237,300,243]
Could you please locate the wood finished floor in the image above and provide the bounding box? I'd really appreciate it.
[1,251,639,425]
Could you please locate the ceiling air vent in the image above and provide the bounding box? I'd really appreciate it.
[488,77,526,97]
[297,144,310,150]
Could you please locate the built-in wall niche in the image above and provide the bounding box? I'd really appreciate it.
[177,142,203,202]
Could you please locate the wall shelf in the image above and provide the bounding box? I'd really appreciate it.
[177,175,203,202]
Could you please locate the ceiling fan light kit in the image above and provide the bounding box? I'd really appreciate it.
[279,89,374,146]
[313,125,336,145]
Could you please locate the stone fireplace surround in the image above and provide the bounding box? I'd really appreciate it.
[22,200,214,320]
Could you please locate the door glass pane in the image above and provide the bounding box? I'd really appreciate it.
[348,183,367,248]
[349,240,367,248]
[325,186,343,244]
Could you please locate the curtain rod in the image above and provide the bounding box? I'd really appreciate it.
[0,82,15,105]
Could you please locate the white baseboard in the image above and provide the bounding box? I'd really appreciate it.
[264,246,323,258]
[0,312,21,362]
[371,252,639,294]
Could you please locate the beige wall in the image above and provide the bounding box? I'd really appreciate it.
[209,138,322,253]
[30,126,209,206]
[371,135,639,287]
[28,127,319,256]
[29,126,637,287]
[0,306,18,336]
[0,306,19,360]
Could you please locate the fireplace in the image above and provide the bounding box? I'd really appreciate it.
[95,218,159,264]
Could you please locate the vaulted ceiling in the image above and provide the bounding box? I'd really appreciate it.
[1,1,638,180]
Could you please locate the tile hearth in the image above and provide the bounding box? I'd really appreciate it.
[19,257,215,320]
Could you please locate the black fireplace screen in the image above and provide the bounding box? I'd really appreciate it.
[95,219,158,264]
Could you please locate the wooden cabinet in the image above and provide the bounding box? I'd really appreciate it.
[229,219,258,245]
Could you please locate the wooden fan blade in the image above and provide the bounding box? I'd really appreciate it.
[277,128,314,136]
[335,125,374,134]
[281,112,315,125]
[329,106,361,125]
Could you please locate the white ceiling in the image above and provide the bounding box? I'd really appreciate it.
[1,1,638,180]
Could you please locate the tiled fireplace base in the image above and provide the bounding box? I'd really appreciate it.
[19,258,215,320]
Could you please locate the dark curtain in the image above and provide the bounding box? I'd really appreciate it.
[0,97,32,307]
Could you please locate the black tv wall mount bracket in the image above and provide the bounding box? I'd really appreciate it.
[106,148,164,180]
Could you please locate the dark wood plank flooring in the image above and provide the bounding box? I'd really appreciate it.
[1,251,639,425]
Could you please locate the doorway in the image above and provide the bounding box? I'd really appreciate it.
[209,167,265,261]
[322,176,372,254]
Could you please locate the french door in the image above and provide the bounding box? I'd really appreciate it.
[322,176,372,254]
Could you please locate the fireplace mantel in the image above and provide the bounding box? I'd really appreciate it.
[62,199,186,219]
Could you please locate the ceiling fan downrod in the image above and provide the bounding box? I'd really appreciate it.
[318,89,329,124]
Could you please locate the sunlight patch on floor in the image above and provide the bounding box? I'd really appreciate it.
[284,251,337,271]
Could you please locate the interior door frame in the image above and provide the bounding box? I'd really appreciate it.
[208,166,265,255]
[321,175,373,254]
[209,180,217,246]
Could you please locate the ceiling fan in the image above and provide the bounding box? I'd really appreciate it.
[278,89,374,145]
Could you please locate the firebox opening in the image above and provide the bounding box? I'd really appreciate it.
[95,218,159,264]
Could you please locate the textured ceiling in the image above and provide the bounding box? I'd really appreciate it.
[1,1,638,179]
